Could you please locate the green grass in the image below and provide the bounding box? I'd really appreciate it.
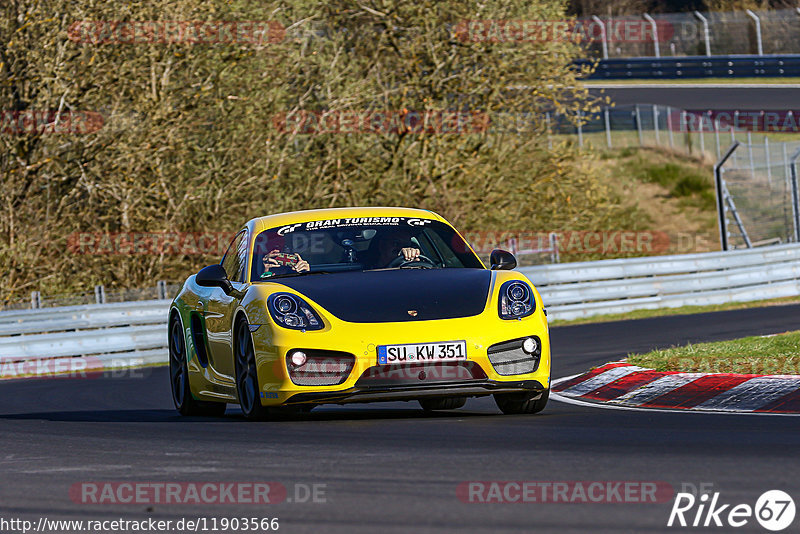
[549,296,800,327]
[623,157,716,210]
[583,77,800,86]
[627,331,800,375]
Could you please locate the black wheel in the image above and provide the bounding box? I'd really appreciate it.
[169,314,226,417]
[494,390,549,415]
[419,397,467,411]
[234,318,269,420]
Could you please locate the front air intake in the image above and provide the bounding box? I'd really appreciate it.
[487,337,541,376]
[286,350,355,386]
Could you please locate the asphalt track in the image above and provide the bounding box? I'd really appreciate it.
[588,85,800,110]
[1,304,800,533]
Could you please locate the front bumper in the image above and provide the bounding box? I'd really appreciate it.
[283,379,546,405]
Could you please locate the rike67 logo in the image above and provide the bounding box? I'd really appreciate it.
[668,486,795,531]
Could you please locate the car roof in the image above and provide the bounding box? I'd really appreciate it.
[246,207,449,234]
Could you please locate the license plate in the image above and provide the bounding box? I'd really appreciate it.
[377,341,467,365]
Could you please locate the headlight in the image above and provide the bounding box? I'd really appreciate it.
[498,280,535,320]
[267,293,324,331]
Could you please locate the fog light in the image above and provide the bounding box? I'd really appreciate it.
[522,337,538,355]
[290,351,307,368]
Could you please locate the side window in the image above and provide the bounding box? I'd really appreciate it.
[221,230,246,283]
[236,229,249,282]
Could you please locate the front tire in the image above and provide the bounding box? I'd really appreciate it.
[169,314,226,417]
[234,318,270,420]
[419,397,467,411]
[494,390,549,415]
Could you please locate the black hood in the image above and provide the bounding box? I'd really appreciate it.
[275,268,492,323]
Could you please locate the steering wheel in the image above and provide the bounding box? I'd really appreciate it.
[387,253,437,269]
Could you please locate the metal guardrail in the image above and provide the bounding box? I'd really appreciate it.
[520,243,800,320]
[1,243,798,377]
[0,300,169,379]
[577,54,800,79]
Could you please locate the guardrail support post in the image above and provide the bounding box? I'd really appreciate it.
[694,11,712,56]
[789,148,800,242]
[745,9,764,56]
[591,16,608,59]
[549,232,560,264]
[94,285,106,305]
[643,14,660,57]
[157,281,168,300]
[30,291,41,309]
[715,142,740,251]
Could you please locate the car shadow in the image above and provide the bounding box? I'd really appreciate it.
[0,406,506,423]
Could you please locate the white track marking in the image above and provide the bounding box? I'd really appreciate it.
[585,83,800,89]
[693,377,800,412]
[558,365,646,396]
[550,374,800,417]
[609,373,706,406]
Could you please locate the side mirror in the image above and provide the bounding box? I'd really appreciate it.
[490,249,517,271]
[196,264,234,295]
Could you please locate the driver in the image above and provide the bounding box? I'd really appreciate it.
[374,229,422,267]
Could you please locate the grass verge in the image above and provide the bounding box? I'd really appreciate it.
[549,296,800,327]
[626,331,800,375]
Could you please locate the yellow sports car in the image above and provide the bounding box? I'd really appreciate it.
[168,207,550,419]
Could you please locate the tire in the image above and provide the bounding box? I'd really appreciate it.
[169,314,226,417]
[234,317,270,420]
[494,389,549,415]
[419,397,467,411]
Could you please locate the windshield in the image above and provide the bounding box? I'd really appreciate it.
[250,217,483,281]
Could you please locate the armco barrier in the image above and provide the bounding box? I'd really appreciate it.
[1,244,799,377]
[0,300,169,378]
[520,243,800,320]
[577,54,800,79]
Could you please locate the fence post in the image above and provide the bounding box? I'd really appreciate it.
[576,110,583,148]
[591,16,608,59]
[30,291,41,309]
[157,280,168,300]
[666,106,674,148]
[604,107,612,148]
[764,137,771,187]
[789,148,800,242]
[545,112,552,150]
[694,11,712,56]
[94,285,106,305]
[745,10,764,56]
[635,105,643,146]
[698,116,705,155]
[714,114,721,159]
[643,13,660,57]
[715,142,740,251]
[747,131,755,179]
[652,105,660,145]
[507,237,518,255]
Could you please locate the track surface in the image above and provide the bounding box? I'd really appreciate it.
[589,85,800,109]
[1,304,799,533]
